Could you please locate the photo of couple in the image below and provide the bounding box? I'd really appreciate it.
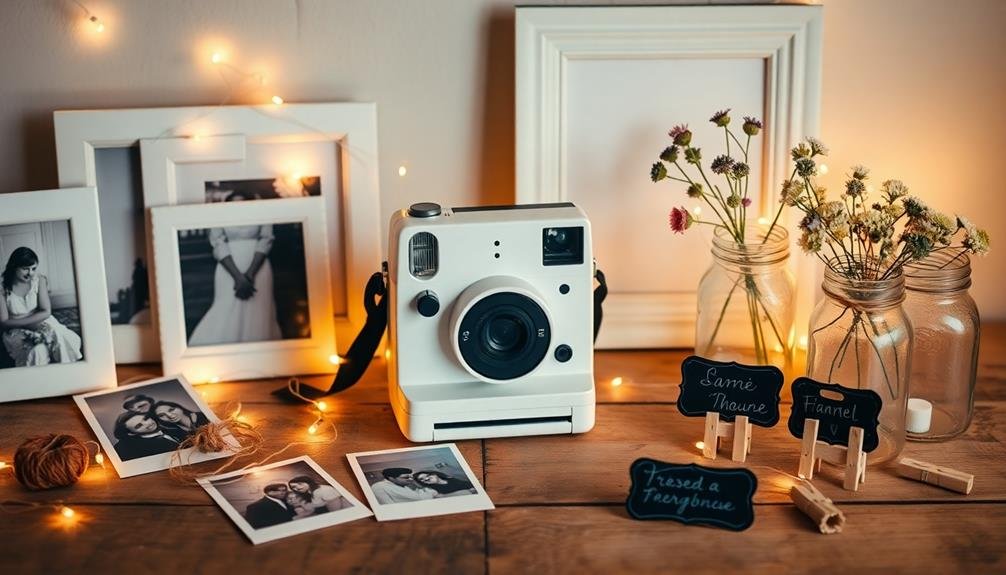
[199,457,372,545]
[76,376,233,477]
[348,444,494,521]
[1,220,84,369]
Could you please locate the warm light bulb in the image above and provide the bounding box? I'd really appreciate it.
[0,461,7,470]
[308,424,319,435]
[818,163,829,175]
[208,376,221,384]
[271,95,284,106]
[89,16,105,33]
[798,473,806,480]
[60,506,75,519]
[398,165,408,177]
[316,401,328,413]
[329,354,342,365]
[610,376,623,387]
[757,217,769,226]
[798,335,809,350]
[695,441,705,451]
[384,349,391,360]
[692,206,702,216]
[211,52,224,64]
[95,453,104,466]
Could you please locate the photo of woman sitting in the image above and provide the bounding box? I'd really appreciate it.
[1,247,83,367]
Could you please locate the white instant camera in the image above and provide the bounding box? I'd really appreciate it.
[386,202,596,441]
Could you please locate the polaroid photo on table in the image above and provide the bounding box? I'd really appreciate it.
[150,196,335,381]
[198,456,372,545]
[0,188,115,403]
[74,374,238,478]
[347,443,494,521]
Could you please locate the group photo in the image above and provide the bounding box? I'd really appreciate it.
[0,220,84,369]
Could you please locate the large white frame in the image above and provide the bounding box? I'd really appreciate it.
[151,196,336,381]
[0,188,116,402]
[516,5,823,349]
[54,103,382,362]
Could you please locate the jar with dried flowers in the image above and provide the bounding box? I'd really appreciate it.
[782,140,990,462]
[651,111,794,373]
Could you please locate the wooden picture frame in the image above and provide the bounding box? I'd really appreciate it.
[515,5,823,349]
[0,188,116,402]
[150,196,336,381]
[54,103,381,362]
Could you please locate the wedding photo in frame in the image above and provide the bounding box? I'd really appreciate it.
[0,188,115,403]
[53,103,382,363]
[150,196,336,381]
[515,5,823,349]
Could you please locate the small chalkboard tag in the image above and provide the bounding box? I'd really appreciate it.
[626,458,757,531]
[789,378,882,453]
[677,356,784,427]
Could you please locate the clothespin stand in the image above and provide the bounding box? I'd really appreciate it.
[797,418,867,491]
[703,412,752,463]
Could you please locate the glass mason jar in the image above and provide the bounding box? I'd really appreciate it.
[807,265,913,464]
[903,252,980,441]
[695,225,794,374]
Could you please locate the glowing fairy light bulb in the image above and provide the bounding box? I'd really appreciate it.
[398,165,408,177]
[329,354,342,366]
[384,349,391,360]
[818,163,829,175]
[307,424,319,435]
[60,506,75,519]
[610,376,623,387]
[271,95,284,106]
[798,335,809,350]
[316,401,328,413]
[211,52,224,65]
[89,15,105,33]
[0,461,7,469]
[692,206,702,216]
[95,452,104,466]
[695,441,705,451]
[757,217,769,226]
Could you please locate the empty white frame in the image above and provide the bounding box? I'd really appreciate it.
[151,196,336,381]
[516,5,823,349]
[0,188,115,402]
[54,103,382,362]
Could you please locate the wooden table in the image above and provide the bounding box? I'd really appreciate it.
[2,325,1005,573]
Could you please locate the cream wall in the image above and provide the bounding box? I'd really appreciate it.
[0,0,1002,318]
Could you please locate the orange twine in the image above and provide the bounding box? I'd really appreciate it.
[12,434,91,491]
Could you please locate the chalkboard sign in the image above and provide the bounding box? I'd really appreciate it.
[788,378,883,453]
[677,356,784,427]
[626,458,757,531]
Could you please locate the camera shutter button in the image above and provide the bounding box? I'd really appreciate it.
[416,290,440,317]
[408,202,442,218]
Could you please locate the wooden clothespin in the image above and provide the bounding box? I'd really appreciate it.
[703,412,752,462]
[897,458,974,495]
[790,480,845,534]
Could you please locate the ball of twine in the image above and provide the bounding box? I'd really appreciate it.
[13,434,90,491]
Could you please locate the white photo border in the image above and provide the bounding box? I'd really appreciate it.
[0,188,115,402]
[346,443,494,521]
[73,374,237,478]
[54,103,382,362]
[197,455,373,545]
[150,196,336,380]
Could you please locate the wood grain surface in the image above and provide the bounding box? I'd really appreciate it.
[0,323,1004,573]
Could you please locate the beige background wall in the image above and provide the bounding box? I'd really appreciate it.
[0,0,1003,318]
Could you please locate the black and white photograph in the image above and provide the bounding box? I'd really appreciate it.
[178,217,311,347]
[204,175,321,203]
[74,375,238,478]
[198,456,372,545]
[347,444,493,521]
[1,220,84,369]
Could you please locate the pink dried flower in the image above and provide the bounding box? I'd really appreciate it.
[668,124,692,146]
[741,197,752,208]
[669,206,694,234]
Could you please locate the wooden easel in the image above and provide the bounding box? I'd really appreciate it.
[703,412,752,463]
[797,419,867,491]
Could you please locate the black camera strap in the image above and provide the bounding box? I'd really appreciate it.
[274,265,607,401]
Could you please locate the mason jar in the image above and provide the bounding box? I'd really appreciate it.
[903,251,980,441]
[695,225,794,374]
[807,265,912,464]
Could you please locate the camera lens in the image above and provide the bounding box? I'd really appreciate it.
[456,292,551,381]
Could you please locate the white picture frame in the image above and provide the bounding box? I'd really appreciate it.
[198,456,372,545]
[54,103,382,362]
[515,5,823,349]
[150,196,336,381]
[0,188,115,402]
[74,374,238,478]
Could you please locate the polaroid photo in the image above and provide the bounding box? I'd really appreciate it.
[346,443,494,521]
[198,456,372,545]
[74,375,239,478]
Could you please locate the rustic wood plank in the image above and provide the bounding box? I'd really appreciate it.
[488,504,1006,574]
[0,504,485,573]
[484,402,1006,505]
[0,401,483,506]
